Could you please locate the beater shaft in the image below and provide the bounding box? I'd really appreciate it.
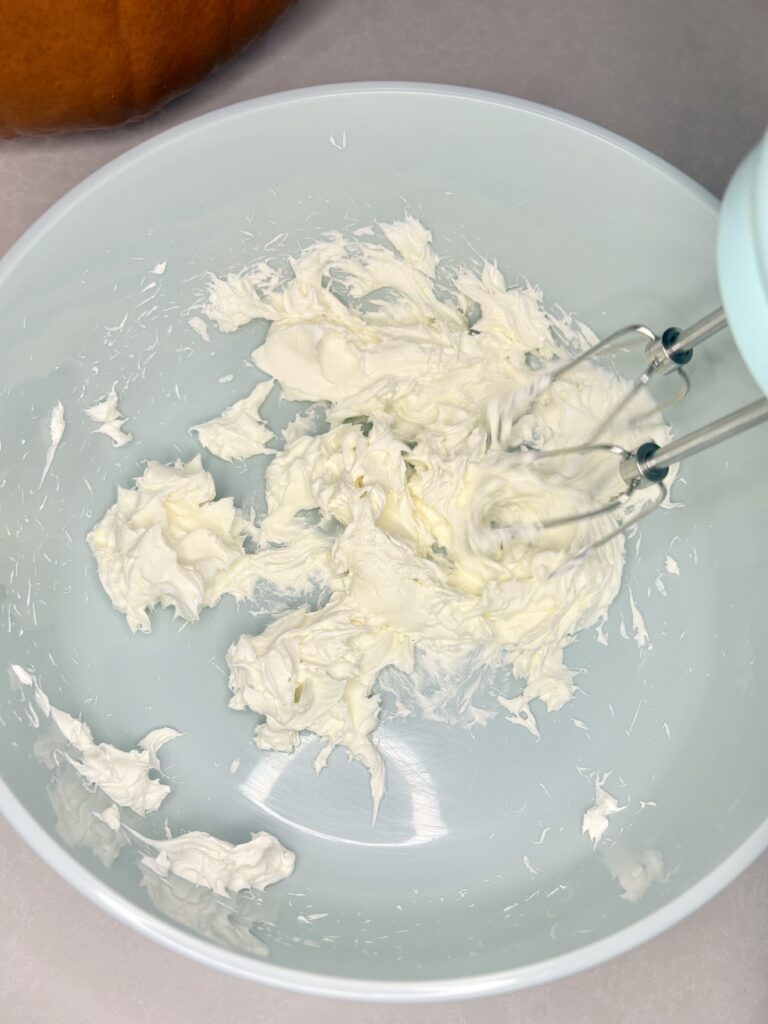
[667,307,727,356]
[621,396,768,486]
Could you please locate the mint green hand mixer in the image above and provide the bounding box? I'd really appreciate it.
[492,129,768,551]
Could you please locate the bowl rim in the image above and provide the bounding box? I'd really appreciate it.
[2,81,764,1003]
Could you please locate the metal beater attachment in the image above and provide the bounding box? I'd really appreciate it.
[489,307,728,449]
[587,307,728,440]
[493,398,768,560]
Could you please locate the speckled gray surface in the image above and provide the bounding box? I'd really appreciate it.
[1,0,767,1019]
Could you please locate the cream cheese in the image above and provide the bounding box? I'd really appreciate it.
[85,384,133,447]
[582,777,625,846]
[136,829,295,896]
[88,456,256,633]
[57,718,180,815]
[88,454,338,633]
[12,665,296,895]
[192,379,274,462]
[200,217,669,806]
[227,590,415,817]
[11,663,179,815]
[40,400,65,486]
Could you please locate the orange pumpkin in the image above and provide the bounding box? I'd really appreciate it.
[0,0,294,137]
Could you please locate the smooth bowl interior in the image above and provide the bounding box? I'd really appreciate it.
[1,85,767,1001]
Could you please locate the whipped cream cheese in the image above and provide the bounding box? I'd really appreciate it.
[88,456,258,633]
[199,217,669,805]
[227,589,415,816]
[192,379,274,462]
[89,455,337,632]
[136,829,295,896]
[40,400,65,486]
[12,665,297,897]
[85,384,133,447]
[582,777,625,846]
[10,663,179,815]
[57,719,180,816]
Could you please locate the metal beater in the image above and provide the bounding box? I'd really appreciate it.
[488,124,768,558]
[491,393,768,556]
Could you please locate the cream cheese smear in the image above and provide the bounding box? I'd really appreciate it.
[87,216,668,817]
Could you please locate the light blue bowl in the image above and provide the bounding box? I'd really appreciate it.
[1,84,766,1001]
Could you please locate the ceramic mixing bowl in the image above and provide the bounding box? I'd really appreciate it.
[1,84,766,1000]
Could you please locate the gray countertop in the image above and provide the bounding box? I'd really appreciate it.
[1,0,766,1020]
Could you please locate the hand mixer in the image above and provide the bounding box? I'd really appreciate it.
[489,128,768,557]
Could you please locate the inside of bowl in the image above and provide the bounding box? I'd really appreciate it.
[1,88,766,989]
